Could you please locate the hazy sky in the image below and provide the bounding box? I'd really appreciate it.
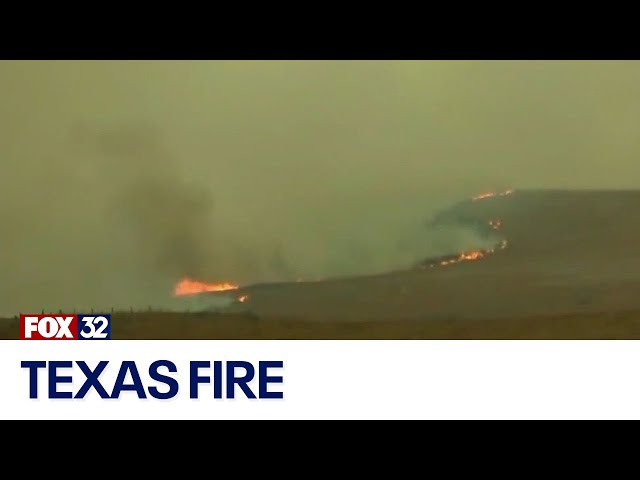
[2,60,640,313]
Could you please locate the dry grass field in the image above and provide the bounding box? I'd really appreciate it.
[3,310,640,339]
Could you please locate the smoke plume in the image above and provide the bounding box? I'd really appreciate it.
[2,60,640,314]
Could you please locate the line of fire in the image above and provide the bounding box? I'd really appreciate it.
[173,189,515,302]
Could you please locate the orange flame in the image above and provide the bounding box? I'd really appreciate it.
[174,277,239,296]
[472,189,514,202]
[238,295,249,303]
[472,192,496,201]
[426,238,508,269]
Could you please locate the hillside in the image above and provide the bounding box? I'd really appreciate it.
[226,189,640,322]
[4,189,640,339]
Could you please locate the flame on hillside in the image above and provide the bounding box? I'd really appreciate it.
[424,239,508,269]
[174,277,239,296]
[174,235,510,298]
[472,189,514,201]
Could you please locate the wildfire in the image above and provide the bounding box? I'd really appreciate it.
[426,238,508,268]
[432,249,489,267]
[174,277,239,296]
[472,189,514,202]
[238,295,249,303]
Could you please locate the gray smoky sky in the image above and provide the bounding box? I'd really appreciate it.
[2,60,640,314]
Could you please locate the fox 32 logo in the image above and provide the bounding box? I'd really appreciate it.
[20,314,111,340]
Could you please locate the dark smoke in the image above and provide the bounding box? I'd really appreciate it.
[86,125,219,280]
